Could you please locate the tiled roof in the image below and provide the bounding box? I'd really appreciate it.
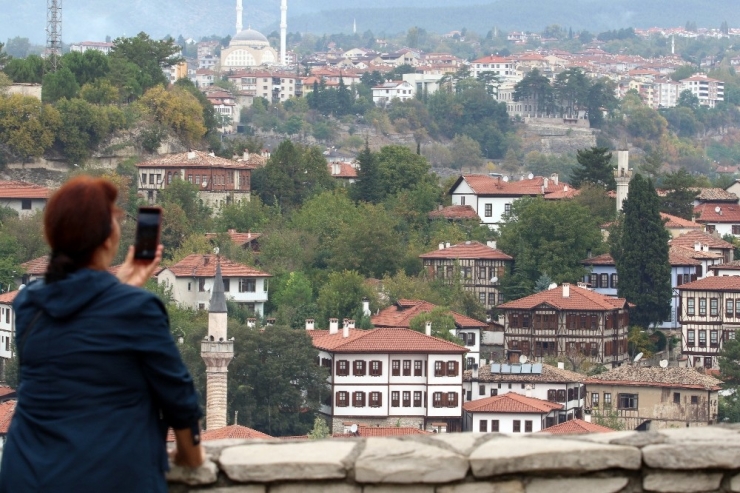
[462,392,563,414]
[136,150,257,170]
[497,284,628,312]
[581,253,614,266]
[308,327,468,354]
[676,275,740,292]
[201,424,272,440]
[710,261,740,271]
[0,400,15,434]
[694,203,740,223]
[371,299,487,329]
[334,425,432,437]
[585,366,722,391]
[660,212,702,230]
[0,181,50,199]
[0,387,16,399]
[695,188,738,202]
[205,230,262,247]
[454,175,574,198]
[667,249,702,266]
[0,290,19,304]
[671,245,723,260]
[419,241,513,261]
[427,205,479,220]
[472,55,513,64]
[165,254,271,278]
[329,162,358,178]
[464,363,583,383]
[670,231,733,250]
[539,418,614,434]
[21,256,49,275]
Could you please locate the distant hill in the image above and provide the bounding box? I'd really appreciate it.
[3,0,740,45]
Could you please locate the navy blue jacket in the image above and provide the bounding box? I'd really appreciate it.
[0,269,202,493]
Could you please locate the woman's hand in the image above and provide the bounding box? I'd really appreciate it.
[171,428,206,468]
[116,244,163,287]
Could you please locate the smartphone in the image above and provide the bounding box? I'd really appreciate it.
[134,207,162,260]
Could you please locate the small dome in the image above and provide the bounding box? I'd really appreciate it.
[232,28,269,44]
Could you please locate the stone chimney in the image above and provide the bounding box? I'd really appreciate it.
[562,283,570,298]
[348,320,356,329]
[329,318,339,334]
[343,318,349,329]
[695,242,701,251]
[439,242,445,250]
[525,385,532,398]
[362,298,371,317]
[305,319,315,331]
[187,150,196,159]
[332,162,340,175]
[247,318,256,328]
[445,242,451,248]
[544,178,549,189]
[551,173,558,185]
[487,240,497,250]
[558,362,565,370]
[343,323,350,338]
[425,321,432,336]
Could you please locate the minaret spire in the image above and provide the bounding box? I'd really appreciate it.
[236,0,243,33]
[280,0,287,65]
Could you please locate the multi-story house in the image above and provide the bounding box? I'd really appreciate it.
[693,202,740,238]
[194,69,216,88]
[68,41,114,55]
[419,241,513,311]
[653,77,681,108]
[372,81,415,106]
[308,322,467,434]
[462,392,563,433]
[463,362,585,422]
[677,276,740,369]
[448,174,575,228]
[670,230,734,264]
[661,212,703,238]
[371,299,486,369]
[135,150,255,209]
[205,230,262,253]
[498,283,631,367]
[203,89,239,131]
[226,72,302,102]
[584,366,721,430]
[470,55,518,82]
[0,291,17,360]
[0,181,49,217]
[156,254,271,315]
[680,74,724,108]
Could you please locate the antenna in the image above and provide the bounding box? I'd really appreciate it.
[46,0,62,72]
[715,206,721,213]
[634,352,643,363]
[490,276,498,284]
[213,246,220,255]
[527,173,534,179]
[548,282,557,290]
[202,180,208,187]
[660,360,668,368]
[519,355,528,364]
[349,423,358,434]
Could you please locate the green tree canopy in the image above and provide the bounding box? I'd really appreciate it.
[571,146,616,191]
[110,32,182,93]
[409,306,463,344]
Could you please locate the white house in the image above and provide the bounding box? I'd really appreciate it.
[694,202,740,238]
[156,254,271,315]
[308,323,468,434]
[68,41,114,55]
[679,74,724,108]
[670,230,734,264]
[470,55,518,82]
[462,392,563,433]
[0,181,50,217]
[372,81,415,106]
[463,362,585,422]
[402,73,446,97]
[0,291,17,360]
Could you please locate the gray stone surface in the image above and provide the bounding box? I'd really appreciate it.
[270,483,361,493]
[643,472,723,492]
[166,459,219,485]
[427,432,493,455]
[219,441,358,482]
[658,426,740,443]
[470,437,640,477]
[730,473,740,493]
[363,486,434,493]
[437,481,525,493]
[526,477,629,493]
[643,443,740,469]
[355,437,469,483]
[198,487,266,493]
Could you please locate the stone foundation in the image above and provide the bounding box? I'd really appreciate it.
[167,424,740,492]
[329,416,426,435]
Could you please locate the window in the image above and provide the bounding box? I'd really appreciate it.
[513,420,521,432]
[391,391,400,407]
[369,391,382,407]
[414,361,423,376]
[478,267,487,279]
[392,360,400,376]
[604,393,612,408]
[600,274,608,289]
[525,420,533,432]
[479,292,486,304]
[590,273,598,288]
[461,267,472,279]
[504,203,512,214]
[491,420,499,432]
[611,274,618,289]
[199,278,206,292]
[336,391,348,407]
[490,388,498,396]
[413,391,422,407]
[21,199,32,210]
[353,360,366,376]
[673,392,681,404]
[434,361,445,377]
[446,361,459,377]
[691,395,699,405]
[187,282,191,291]
[461,197,466,205]
[710,298,719,316]
[699,330,707,347]
[402,391,411,407]
[687,330,695,346]
[222,279,230,292]
[687,298,695,316]
[479,385,486,396]
[353,391,365,407]
[485,204,493,217]
[167,172,173,184]
[618,393,638,409]
[433,392,443,407]
[591,392,599,408]
[403,360,411,376]
[734,225,740,235]
[699,298,707,316]
[728,299,735,317]
[736,300,740,317]
[710,330,719,347]
[467,333,477,346]
[369,360,382,376]
[187,175,192,183]
[547,389,557,402]
[336,360,349,376]
[489,292,496,305]
[479,420,488,432]
[239,279,256,292]
[447,392,458,407]
[557,390,566,402]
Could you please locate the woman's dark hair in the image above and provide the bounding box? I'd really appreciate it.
[44,176,119,283]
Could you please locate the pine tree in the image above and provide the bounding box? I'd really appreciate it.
[350,142,383,204]
[612,175,671,329]
[571,147,616,191]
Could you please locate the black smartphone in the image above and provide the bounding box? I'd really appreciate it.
[134,207,162,260]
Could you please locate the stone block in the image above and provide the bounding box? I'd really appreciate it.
[270,483,361,493]
[363,485,434,493]
[354,437,468,483]
[526,477,628,493]
[469,437,640,478]
[643,443,740,469]
[437,480,525,493]
[658,426,740,443]
[427,433,502,455]
[219,440,358,482]
[196,487,266,493]
[730,472,740,493]
[643,472,722,492]
[166,459,219,485]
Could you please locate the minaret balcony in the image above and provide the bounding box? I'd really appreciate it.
[201,340,235,354]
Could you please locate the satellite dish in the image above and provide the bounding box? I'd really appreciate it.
[527,173,534,179]
[634,352,643,363]
[349,424,358,433]
[213,247,220,255]
[660,360,669,368]
[18,284,26,291]
[502,176,509,182]
[202,180,208,187]
[715,206,721,213]
[491,276,498,283]
[520,355,528,364]
[548,283,558,290]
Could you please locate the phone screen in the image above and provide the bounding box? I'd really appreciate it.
[134,207,162,260]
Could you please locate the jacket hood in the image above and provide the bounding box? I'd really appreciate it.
[22,269,119,319]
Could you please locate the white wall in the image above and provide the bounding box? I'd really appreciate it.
[467,411,547,433]
[0,303,12,359]
[0,198,46,218]
[158,270,268,314]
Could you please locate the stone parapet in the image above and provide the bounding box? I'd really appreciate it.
[168,424,740,492]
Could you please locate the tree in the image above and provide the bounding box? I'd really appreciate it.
[660,168,697,220]
[719,330,740,422]
[316,271,372,326]
[110,32,182,93]
[350,142,383,204]
[677,89,700,110]
[408,307,464,344]
[375,145,435,197]
[612,175,671,329]
[42,67,80,102]
[513,68,554,115]
[0,94,61,160]
[0,43,10,69]
[62,50,110,86]
[553,68,590,116]
[571,147,616,190]
[79,79,120,105]
[307,416,330,439]
[3,37,30,58]
[450,134,484,170]
[2,55,44,83]
[572,183,616,225]
[138,85,207,146]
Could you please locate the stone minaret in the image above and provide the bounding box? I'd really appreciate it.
[236,0,243,33]
[201,262,233,430]
[280,0,287,65]
[615,149,632,213]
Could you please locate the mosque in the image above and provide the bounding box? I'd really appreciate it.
[219,0,287,70]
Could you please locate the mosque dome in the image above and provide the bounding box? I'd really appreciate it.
[232,28,269,45]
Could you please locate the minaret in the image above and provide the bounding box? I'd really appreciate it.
[200,262,234,430]
[236,0,243,33]
[280,0,287,65]
[615,149,632,213]
[353,18,356,35]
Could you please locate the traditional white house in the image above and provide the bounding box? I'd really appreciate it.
[462,392,563,433]
[0,291,17,359]
[670,230,734,264]
[0,181,50,217]
[372,81,415,106]
[308,323,468,434]
[470,55,518,82]
[156,254,271,315]
[693,202,740,238]
[463,362,585,422]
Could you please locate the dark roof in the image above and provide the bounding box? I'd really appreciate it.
[209,264,227,313]
[585,366,722,391]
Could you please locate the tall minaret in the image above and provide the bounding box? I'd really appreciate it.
[236,0,243,34]
[615,149,632,213]
[353,18,357,35]
[200,261,234,430]
[280,0,287,65]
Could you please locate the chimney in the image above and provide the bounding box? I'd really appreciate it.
[343,323,350,338]
[544,178,549,189]
[551,173,558,185]
[564,185,569,192]
[329,318,339,334]
[472,363,479,380]
[425,321,432,336]
[541,185,545,194]
[203,255,210,265]
[487,240,497,250]
[445,242,451,248]
[187,150,196,159]
[525,385,532,398]
[332,162,340,175]
[243,150,249,160]
[209,151,215,157]
[247,318,256,328]
[497,315,504,325]
[362,298,371,317]
[266,318,275,326]
[228,228,236,234]
[703,244,709,252]
[305,319,315,330]
[695,242,701,251]
[348,319,356,329]
[439,242,445,250]
[562,283,570,298]
[558,362,565,370]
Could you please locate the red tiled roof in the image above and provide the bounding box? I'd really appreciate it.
[710,261,740,271]
[660,212,702,229]
[667,249,701,266]
[0,400,15,434]
[670,230,733,250]
[0,290,19,304]
[335,425,432,437]
[309,327,467,354]
[329,162,358,178]
[372,300,487,329]
[694,203,740,223]
[419,241,513,261]
[472,55,513,64]
[462,392,563,414]
[205,231,262,247]
[497,284,628,311]
[0,387,16,399]
[201,424,272,440]
[581,253,614,266]
[0,181,50,199]
[671,245,723,260]
[677,275,740,292]
[136,150,256,170]
[427,205,479,220]
[540,418,614,434]
[165,254,271,278]
[21,256,49,275]
[454,175,574,198]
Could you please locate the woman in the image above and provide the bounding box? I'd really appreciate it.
[0,176,204,492]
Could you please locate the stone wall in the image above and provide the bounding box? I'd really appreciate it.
[329,416,425,435]
[168,424,740,492]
